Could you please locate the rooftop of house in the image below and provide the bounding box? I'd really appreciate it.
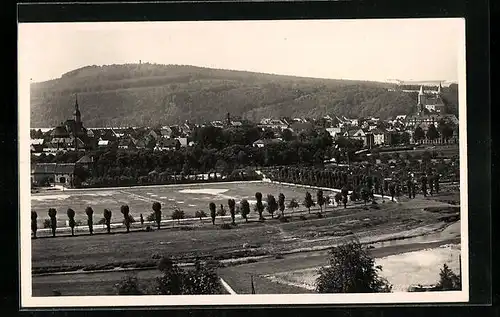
[76,155,94,164]
[31,139,45,145]
[32,163,76,174]
[253,138,282,144]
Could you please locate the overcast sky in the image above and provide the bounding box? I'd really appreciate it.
[18,18,464,83]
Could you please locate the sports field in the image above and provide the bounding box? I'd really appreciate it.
[31,181,332,226]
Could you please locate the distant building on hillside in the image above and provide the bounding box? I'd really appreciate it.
[405,85,458,129]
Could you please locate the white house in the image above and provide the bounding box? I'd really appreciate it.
[253,138,282,148]
[326,127,341,139]
[372,129,386,145]
[176,137,188,147]
[98,139,110,148]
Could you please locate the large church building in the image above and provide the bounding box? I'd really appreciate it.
[405,84,459,129]
[49,95,94,151]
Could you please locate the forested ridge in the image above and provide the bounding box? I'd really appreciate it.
[30,63,458,127]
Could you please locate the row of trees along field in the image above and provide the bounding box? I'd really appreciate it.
[266,156,458,195]
[111,239,461,295]
[32,186,376,239]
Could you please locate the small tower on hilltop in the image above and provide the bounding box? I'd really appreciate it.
[437,82,442,94]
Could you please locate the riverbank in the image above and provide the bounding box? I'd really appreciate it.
[32,222,460,296]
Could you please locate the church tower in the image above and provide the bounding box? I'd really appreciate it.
[74,94,81,124]
[417,86,426,115]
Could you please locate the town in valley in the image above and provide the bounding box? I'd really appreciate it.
[29,78,462,296]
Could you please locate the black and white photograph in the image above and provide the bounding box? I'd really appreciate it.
[18,18,468,306]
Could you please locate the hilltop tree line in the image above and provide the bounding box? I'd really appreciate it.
[30,64,458,128]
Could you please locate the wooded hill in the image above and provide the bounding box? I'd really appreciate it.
[30,63,458,128]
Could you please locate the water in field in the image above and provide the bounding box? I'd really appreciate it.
[264,244,461,292]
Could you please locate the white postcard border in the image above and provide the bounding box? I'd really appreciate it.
[18,18,469,307]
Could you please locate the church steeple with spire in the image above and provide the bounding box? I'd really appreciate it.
[74,94,81,124]
[417,86,426,114]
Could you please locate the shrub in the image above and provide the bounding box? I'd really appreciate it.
[67,208,76,236]
[316,212,323,218]
[85,206,94,235]
[435,263,461,291]
[316,238,392,293]
[43,219,51,228]
[299,215,307,221]
[97,217,106,225]
[115,273,145,295]
[195,210,207,222]
[104,208,112,233]
[152,202,162,229]
[220,223,232,230]
[279,216,289,223]
[172,209,185,224]
[121,205,131,233]
[240,199,251,222]
[146,212,156,222]
[48,208,57,237]
[31,211,38,238]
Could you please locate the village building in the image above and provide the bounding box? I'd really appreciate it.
[118,137,136,150]
[31,163,76,187]
[160,126,173,138]
[289,121,314,133]
[30,139,45,153]
[252,138,283,148]
[404,85,458,128]
[154,138,181,151]
[403,84,459,144]
[176,137,188,147]
[343,128,375,148]
[97,139,111,148]
[326,127,342,139]
[371,128,391,146]
[47,95,96,152]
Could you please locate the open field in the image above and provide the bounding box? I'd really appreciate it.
[31,180,461,295]
[31,181,335,226]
